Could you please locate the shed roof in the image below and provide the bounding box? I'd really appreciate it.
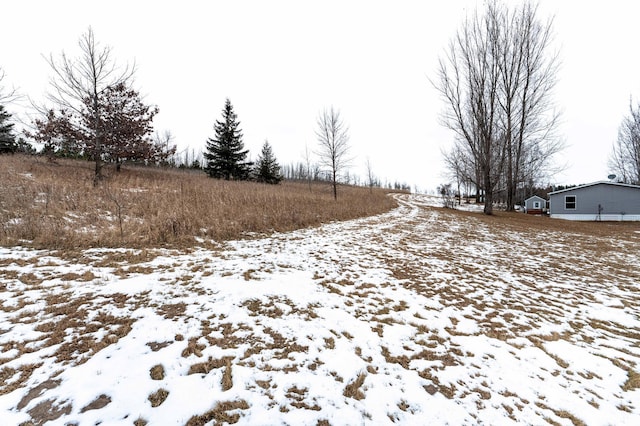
[548,181,640,195]
[524,195,546,202]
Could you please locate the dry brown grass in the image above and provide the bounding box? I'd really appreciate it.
[25,398,72,425]
[221,359,233,391]
[16,379,60,410]
[149,364,165,380]
[181,338,206,358]
[441,203,640,255]
[285,386,321,410]
[148,388,169,407]
[186,400,250,426]
[0,155,398,249]
[80,394,111,413]
[0,363,43,397]
[188,357,230,375]
[622,370,640,391]
[343,373,367,400]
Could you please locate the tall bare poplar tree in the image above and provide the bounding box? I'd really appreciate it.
[609,100,640,184]
[45,27,135,183]
[435,0,561,214]
[315,106,350,200]
[497,1,561,210]
[434,4,503,214]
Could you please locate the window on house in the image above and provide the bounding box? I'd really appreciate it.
[565,195,576,210]
[533,201,540,209]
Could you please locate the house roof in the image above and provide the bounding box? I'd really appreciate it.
[524,195,546,202]
[548,181,640,195]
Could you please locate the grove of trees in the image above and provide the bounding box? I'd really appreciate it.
[435,0,563,214]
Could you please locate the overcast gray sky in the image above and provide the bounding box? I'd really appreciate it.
[3,0,640,191]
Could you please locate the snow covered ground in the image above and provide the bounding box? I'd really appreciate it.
[1,194,639,425]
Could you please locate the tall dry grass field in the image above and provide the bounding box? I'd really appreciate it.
[0,155,398,249]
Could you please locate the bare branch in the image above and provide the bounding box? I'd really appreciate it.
[609,99,640,184]
[0,67,20,104]
[45,27,135,114]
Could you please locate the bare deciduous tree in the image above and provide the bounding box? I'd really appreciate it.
[365,157,376,192]
[303,144,314,192]
[0,67,19,104]
[45,27,135,183]
[497,1,562,210]
[315,106,351,200]
[609,100,640,184]
[442,143,472,205]
[434,4,503,214]
[435,0,562,214]
[153,130,177,166]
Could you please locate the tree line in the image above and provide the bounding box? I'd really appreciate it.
[0,28,364,198]
[3,2,639,205]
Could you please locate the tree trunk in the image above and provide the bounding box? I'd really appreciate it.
[505,130,514,211]
[483,169,493,215]
[92,91,104,185]
[332,168,337,200]
[93,157,103,186]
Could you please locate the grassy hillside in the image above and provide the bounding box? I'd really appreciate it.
[0,155,398,249]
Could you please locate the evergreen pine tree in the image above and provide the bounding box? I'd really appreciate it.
[0,105,17,154]
[15,137,35,154]
[254,140,282,184]
[204,99,252,180]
